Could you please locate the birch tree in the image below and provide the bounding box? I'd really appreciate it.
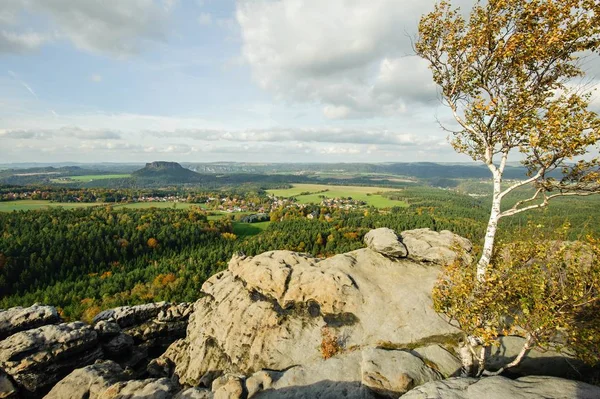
[416,0,600,281]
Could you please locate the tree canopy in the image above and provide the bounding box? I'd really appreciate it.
[416,0,600,278]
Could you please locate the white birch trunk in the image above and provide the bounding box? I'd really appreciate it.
[477,173,502,282]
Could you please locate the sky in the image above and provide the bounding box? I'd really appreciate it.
[0,0,598,164]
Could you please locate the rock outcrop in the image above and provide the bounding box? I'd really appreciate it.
[0,302,192,397]
[45,360,125,399]
[1,228,596,399]
[0,322,102,394]
[402,375,600,399]
[0,305,59,340]
[161,229,469,387]
[363,227,408,257]
[400,228,472,264]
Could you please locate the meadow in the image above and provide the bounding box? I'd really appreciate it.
[267,183,408,208]
[233,221,271,237]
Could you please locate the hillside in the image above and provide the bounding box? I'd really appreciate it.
[131,161,203,183]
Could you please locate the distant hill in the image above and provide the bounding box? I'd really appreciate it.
[132,161,202,183]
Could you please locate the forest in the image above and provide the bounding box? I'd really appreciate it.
[1,182,599,321]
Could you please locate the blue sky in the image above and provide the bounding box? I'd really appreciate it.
[1,0,597,164]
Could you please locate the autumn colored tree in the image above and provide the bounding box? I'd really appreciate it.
[416,0,600,280]
[147,237,159,249]
[434,224,600,375]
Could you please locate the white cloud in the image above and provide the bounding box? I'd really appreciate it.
[1,0,171,56]
[236,0,472,119]
[91,74,102,83]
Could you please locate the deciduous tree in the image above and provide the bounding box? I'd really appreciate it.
[416,0,600,280]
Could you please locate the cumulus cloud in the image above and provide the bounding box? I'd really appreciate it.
[148,126,440,146]
[1,0,171,56]
[236,0,473,119]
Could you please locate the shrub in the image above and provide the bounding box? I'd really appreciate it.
[320,327,342,359]
[433,224,600,374]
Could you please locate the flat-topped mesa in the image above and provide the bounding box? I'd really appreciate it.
[143,161,185,171]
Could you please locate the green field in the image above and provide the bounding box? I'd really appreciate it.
[50,174,130,183]
[0,200,105,212]
[233,221,270,237]
[267,184,408,208]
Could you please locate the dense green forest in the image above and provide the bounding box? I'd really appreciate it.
[1,183,599,322]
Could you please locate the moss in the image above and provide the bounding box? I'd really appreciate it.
[376,333,463,353]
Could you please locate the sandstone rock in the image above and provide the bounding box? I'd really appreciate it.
[486,336,588,379]
[411,344,463,378]
[0,322,102,393]
[252,350,371,399]
[360,348,441,397]
[95,321,121,338]
[166,242,461,386]
[250,348,444,398]
[402,375,600,399]
[212,374,244,399]
[0,305,60,340]
[363,228,407,258]
[99,378,178,399]
[400,228,472,265]
[127,319,188,346]
[245,371,275,398]
[157,303,193,323]
[0,371,16,399]
[44,360,125,399]
[93,303,171,328]
[174,387,213,399]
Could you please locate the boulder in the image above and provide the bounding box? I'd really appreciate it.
[94,321,121,338]
[162,243,462,386]
[245,371,275,398]
[212,374,245,399]
[411,344,463,378]
[44,360,125,399]
[98,378,178,399]
[0,305,60,340]
[0,322,102,393]
[361,348,442,397]
[401,228,472,265]
[402,375,600,399]
[252,350,370,399]
[363,228,407,258]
